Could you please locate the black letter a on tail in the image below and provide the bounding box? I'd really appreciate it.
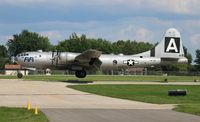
[165,37,180,53]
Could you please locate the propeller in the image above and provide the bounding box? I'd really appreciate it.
[11,56,16,63]
[56,51,61,65]
[51,51,60,65]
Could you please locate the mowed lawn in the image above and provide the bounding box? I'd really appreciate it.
[0,75,200,82]
[68,84,200,104]
[0,107,48,122]
[68,84,200,115]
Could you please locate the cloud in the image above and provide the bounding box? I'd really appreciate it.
[142,0,198,15]
[0,0,47,6]
[0,16,194,42]
[190,34,200,47]
[40,31,63,44]
[117,25,154,42]
[184,20,200,30]
[1,0,200,15]
[134,28,154,42]
[0,35,12,45]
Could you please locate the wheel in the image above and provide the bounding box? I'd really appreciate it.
[75,70,87,78]
[17,73,23,78]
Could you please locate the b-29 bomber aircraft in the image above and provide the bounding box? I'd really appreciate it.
[15,28,188,78]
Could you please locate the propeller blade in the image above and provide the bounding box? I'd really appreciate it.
[52,52,54,65]
[11,56,15,63]
[56,51,59,65]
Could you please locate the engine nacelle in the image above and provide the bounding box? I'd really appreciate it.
[58,52,77,65]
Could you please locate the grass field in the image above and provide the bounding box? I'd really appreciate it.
[0,107,48,122]
[174,104,200,116]
[68,84,200,115]
[0,75,200,82]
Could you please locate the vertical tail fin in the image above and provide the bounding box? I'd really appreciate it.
[153,28,184,58]
[134,28,188,64]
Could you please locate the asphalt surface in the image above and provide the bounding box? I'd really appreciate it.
[0,79,200,122]
[42,109,200,122]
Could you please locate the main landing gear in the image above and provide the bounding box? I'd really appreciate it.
[75,70,87,78]
[17,72,23,78]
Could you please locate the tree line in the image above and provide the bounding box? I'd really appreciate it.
[56,33,154,55]
[0,30,200,72]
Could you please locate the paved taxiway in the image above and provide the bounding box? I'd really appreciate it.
[42,109,200,122]
[0,79,200,122]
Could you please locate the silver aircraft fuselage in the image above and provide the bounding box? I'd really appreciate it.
[16,52,162,70]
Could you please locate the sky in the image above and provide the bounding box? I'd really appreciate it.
[0,0,199,59]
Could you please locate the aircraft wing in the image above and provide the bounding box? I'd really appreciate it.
[74,49,102,69]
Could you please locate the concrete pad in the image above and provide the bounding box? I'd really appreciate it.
[42,109,200,122]
[0,79,172,109]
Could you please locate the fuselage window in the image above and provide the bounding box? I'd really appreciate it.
[39,55,41,57]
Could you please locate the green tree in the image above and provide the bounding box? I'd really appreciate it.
[111,40,153,55]
[194,49,200,71]
[57,33,154,55]
[56,33,112,53]
[7,30,53,56]
[183,46,192,65]
[0,45,8,58]
[0,45,9,69]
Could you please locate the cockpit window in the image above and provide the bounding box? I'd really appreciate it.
[19,53,29,57]
[17,52,30,57]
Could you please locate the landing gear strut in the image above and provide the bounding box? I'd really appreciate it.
[75,70,87,78]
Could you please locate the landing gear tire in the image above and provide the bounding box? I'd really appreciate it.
[75,70,87,78]
[17,73,23,78]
